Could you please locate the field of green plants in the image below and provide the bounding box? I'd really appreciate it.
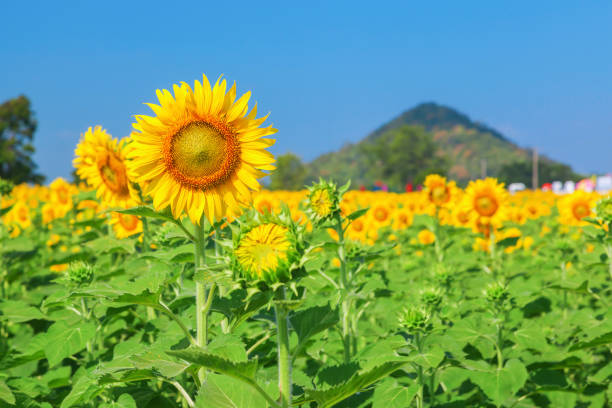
[1,179,612,408]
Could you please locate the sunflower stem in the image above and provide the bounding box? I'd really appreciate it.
[334,213,352,363]
[194,215,208,383]
[275,289,292,408]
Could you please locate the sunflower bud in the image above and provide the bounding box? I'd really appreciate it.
[595,197,612,223]
[485,282,508,304]
[234,218,302,284]
[399,306,431,333]
[421,287,443,308]
[307,179,341,222]
[433,264,451,287]
[68,261,94,286]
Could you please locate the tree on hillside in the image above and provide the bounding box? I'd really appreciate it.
[497,159,581,186]
[0,95,44,184]
[268,153,308,190]
[361,125,448,189]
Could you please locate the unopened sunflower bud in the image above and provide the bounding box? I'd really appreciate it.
[400,306,430,333]
[421,288,443,308]
[485,282,508,304]
[307,179,341,222]
[68,261,94,286]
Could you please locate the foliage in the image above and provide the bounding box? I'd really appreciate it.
[498,158,583,186]
[268,153,308,190]
[0,180,611,407]
[0,95,44,184]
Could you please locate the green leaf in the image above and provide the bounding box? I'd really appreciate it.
[470,359,528,406]
[291,304,339,347]
[0,300,47,323]
[372,379,418,408]
[347,208,369,221]
[299,361,407,408]
[569,331,612,351]
[44,321,96,366]
[167,347,258,381]
[0,380,15,405]
[496,236,520,248]
[60,375,102,408]
[131,350,189,378]
[85,236,134,254]
[195,373,268,408]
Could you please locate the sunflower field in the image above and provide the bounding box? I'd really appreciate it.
[1,75,612,408]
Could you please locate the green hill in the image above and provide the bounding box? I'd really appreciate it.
[305,102,577,187]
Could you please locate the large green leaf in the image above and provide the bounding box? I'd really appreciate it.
[43,321,97,366]
[299,361,407,408]
[371,379,418,408]
[291,304,339,353]
[60,374,102,408]
[0,300,47,323]
[195,373,268,408]
[470,359,528,406]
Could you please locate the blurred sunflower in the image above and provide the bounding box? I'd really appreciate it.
[110,212,143,238]
[558,190,596,226]
[464,178,508,234]
[128,74,277,224]
[74,126,139,208]
[424,174,456,208]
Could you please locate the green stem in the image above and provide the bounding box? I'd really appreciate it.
[415,333,425,408]
[194,216,208,382]
[275,291,292,408]
[335,213,352,362]
[141,215,150,252]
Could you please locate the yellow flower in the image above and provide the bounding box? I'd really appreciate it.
[74,126,139,209]
[110,212,143,239]
[128,74,277,224]
[309,188,333,218]
[46,233,61,247]
[418,229,435,245]
[9,201,31,230]
[49,178,76,215]
[464,178,508,236]
[424,174,456,207]
[235,223,293,282]
[557,190,596,226]
[369,201,392,227]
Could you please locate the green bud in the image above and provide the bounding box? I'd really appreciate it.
[399,306,430,333]
[421,287,443,307]
[68,261,94,286]
[485,282,508,304]
[433,264,451,287]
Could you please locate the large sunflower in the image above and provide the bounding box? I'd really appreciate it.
[73,127,139,208]
[127,74,277,224]
[557,190,597,226]
[464,178,508,234]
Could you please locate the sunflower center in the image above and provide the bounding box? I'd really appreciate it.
[235,224,291,277]
[475,195,498,217]
[166,121,240,190]
[572,203,590,220]
[97,152,130,197]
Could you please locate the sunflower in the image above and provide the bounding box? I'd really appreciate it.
[369,201,392,227]
[74,126,139,209]
[49,178,76,215]
[418,229,435,245]
[110,212,143,239]
[558,190,597,226]
[464,178,508,234]
[127,74,277,224]
[424,174,456,208]
[234,222,297,283]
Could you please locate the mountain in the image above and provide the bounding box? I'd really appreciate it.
[305,102,576,186]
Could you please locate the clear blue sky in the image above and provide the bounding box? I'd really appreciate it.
[2,1,611,181]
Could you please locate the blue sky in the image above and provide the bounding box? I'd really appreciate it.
[1,1,611,180]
